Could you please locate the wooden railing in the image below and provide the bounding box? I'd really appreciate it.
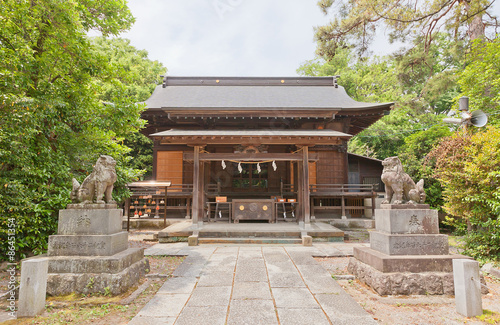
[309,184,376,218]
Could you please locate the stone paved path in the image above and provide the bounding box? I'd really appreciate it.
[129,243,375,325]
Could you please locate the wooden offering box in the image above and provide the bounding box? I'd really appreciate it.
[232,199,274,223]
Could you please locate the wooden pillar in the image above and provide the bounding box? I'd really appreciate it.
[125,198,131,232]
[198,161,205,222]
[302,146,311,224]
[192,146,200,225]
[297,161,303,222]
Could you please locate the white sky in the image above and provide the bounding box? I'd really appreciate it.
[118,0,406,77]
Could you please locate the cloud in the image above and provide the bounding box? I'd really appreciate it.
[120,0,332,76]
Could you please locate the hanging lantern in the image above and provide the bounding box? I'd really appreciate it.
[130,205,134,209]
[143,204,147,209]
[160,199,165,204]
[138,211,142,216]
[156,206,160,210]
[272,160,277,171]
[152,200,156,205]
[222,160,226,170]
[147,208,151,213]
[134,200,139,205]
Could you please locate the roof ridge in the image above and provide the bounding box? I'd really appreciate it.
[161,76,336,87]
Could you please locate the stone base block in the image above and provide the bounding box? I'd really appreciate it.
[48,247,144,274]
[48,231,129,256]
[380,204,430,210]
[330,219,375,229]
[188,234,198,246]
[66,203,118,209]
[58,209,122,235]
[348,258,488,296]
[354,246,472,273]
[370,231,449,255]
[46,258,149,296]
[375,208,438,234]
[302,235,313,246]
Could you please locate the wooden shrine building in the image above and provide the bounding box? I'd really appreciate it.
[133,76,392,226]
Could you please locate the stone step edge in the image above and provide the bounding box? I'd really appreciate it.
[198,237,302,244]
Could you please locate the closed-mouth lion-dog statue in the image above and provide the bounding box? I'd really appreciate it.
[71,155,117,204]
[380,156,426,205]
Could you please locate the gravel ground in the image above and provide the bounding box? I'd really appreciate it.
[316,257,500,325]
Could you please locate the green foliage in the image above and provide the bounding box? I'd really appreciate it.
[0,0,147,260]
[90,37,166,179]
[298,41,453,160]
[398,124,452,210]
[314,0,497,58]
[428,126,500,263]
[459,38,500,126]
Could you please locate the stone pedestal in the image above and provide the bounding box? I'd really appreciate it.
[46,207,149,296]
[348,205,487,295]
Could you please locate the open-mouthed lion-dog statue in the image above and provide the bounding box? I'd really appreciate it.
[380,156,426,205]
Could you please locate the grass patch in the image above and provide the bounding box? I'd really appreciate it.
[476,309,500,324]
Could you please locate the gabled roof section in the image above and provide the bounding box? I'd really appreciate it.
[144,76,393,112]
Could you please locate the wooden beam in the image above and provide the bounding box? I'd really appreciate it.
[183,152,319,162]
[159,137,343,146]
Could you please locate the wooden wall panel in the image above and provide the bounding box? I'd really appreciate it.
[156,151,183,184]
[309,161,317,185]
[316,151,346,184]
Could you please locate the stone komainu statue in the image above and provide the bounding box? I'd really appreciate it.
[71,155,117,204]
[380,156,426,205]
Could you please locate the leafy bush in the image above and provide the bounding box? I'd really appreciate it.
[428,126,500,263]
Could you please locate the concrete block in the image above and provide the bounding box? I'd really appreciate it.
[58,209,122,235]
[18,258,48,318]
[46,258,149,296]
[188,235,198,246]
[302,235,313,246]
[374,208,439,234]
[370,231,449,255]
[353,246,471,273]
[47,247,144,274]
[47,231,129,256]
[453,259,483,317]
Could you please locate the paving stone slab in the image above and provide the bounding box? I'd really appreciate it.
[128,315,176,325]
[235,261,268,282]
[136,293,190,317]
[232,281,272,300]
[327,316,378,325]
[286,252,318,265]
[265,261,297,273]
[315,292,374,319]
[144,243,186,256]
[172,261,205,277]
[272,288,320,308]
[277,308,330,325]
[268,272,306,288]
[157,276,198,294]
[197,271,235,287]
[186,286,232,307]
[295,263,331,278]
[227,299,278,325]
[175,306,228,325]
